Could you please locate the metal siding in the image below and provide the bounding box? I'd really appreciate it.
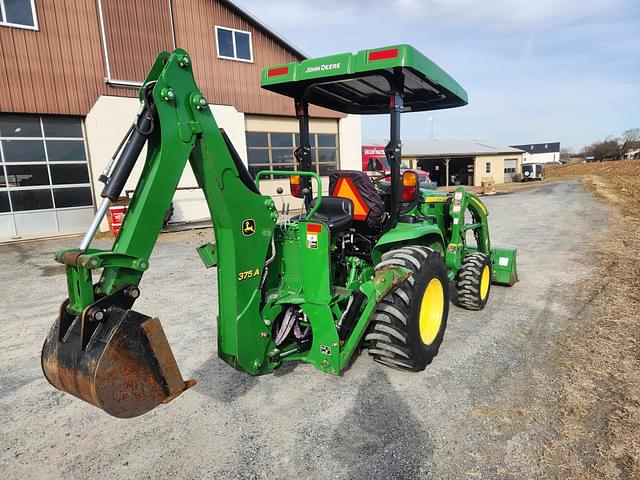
[101,0,174,82]
[0,0,340,118]
[0,0,135,116]
[1,32,24,110]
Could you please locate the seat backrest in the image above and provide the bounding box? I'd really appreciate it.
[328,170,385,232]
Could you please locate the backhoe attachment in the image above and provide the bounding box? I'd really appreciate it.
[41,47,279,418]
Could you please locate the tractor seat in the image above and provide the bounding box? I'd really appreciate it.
[307,197,354,234]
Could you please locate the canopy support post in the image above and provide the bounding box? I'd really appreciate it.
[384,67,404,232]
[294,99,313,210]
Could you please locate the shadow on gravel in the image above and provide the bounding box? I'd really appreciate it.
[40,265,66,277]
[190,356,259,403]
[0,373,42,399]
[330,368,432,479]
[272,361,299,376]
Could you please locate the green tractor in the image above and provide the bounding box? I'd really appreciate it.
[41,45,518,418]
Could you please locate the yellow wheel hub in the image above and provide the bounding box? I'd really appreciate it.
[419,278,444,345]
[480,265,490,300]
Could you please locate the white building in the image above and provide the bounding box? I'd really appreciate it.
[510,142,561,164]
[623,148,640,160]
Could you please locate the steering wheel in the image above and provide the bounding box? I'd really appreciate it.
[371,173,392,194]
[371,173,421,215]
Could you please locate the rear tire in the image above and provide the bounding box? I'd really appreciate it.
[365,246,449,371]
[455,252,491,311]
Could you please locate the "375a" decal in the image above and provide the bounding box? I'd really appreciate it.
[238,268,260,281]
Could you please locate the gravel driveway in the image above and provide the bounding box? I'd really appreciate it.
[0,181,604,479]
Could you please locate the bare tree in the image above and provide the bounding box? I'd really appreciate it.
[582,128,640,161]
[583,138,620,161]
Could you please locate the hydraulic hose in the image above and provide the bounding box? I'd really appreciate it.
[78,83,156,251]
[338,291,367,341]
[101,84,156,201]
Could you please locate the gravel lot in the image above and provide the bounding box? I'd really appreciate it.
[0,181,604,479]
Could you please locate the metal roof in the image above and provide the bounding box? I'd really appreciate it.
[365,139,525,157]
[510,142,561,154]
[222,1,308,59]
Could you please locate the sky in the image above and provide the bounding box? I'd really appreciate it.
[234,0,640,152]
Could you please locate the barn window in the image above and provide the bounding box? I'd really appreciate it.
[246,132,339,178]
[0,0,37,29]
[215,26,253,62]
[485,162,491,173]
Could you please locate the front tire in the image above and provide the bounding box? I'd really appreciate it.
[365,246,449,371]
[455,252,492,310]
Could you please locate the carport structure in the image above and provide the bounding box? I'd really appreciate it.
[417,156,475,187]
[393,140,524,187]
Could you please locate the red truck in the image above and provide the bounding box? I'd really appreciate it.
[362,145,435,187]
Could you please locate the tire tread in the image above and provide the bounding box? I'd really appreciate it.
[367,246,449,371]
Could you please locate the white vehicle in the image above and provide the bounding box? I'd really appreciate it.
[521,163,544,181]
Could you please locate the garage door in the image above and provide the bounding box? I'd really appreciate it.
[0,114,95,241]
[504,159,517,182]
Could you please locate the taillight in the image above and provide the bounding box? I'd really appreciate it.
[267,66,289,77]
[290,175,303,198]
[401,171,418,202]
[368,48,399,62]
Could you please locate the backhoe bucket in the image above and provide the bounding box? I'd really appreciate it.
[41,304,195,418]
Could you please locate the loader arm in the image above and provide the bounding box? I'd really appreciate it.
[444,188,490,271]
[444,188,517,286]
[42,49,278,417]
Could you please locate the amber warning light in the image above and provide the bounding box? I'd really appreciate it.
[401,171,418,202]
[289,175,302,198]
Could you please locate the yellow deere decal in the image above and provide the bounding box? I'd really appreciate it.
[242,219,256,236]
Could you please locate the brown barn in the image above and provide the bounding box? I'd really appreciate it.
[0,0,361,240]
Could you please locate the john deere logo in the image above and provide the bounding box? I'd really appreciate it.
[242,219,256,236]
[304,62,341,74]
